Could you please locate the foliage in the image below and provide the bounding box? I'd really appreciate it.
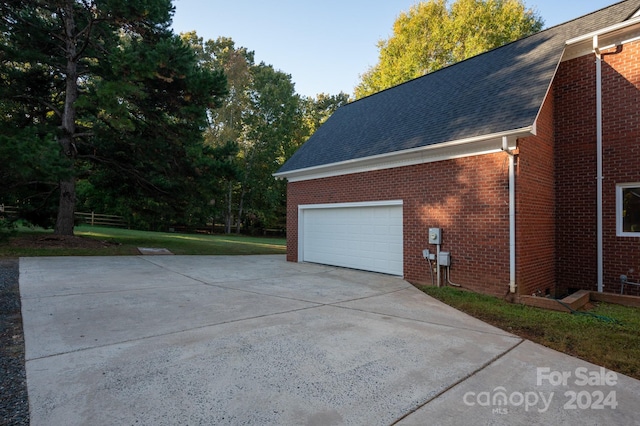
[355,0,544,98]
[0,0,227,234]
[183,33,346,234]
[421,286,640,380]
[0,218,16,242]
[0,129,71,228]
[2,4,350,235]
[302,92,351,135]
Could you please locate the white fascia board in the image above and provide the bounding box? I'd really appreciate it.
[566,16,640,45]
[563,17,640,61]
[275,127,531,183]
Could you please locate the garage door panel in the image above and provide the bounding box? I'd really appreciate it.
[301,204,403,276]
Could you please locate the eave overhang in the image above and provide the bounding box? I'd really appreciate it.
[563,16,640,61]
[274,126,533,183]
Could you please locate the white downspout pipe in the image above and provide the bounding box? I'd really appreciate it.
[594,35,604,293]
[503,137,517,294]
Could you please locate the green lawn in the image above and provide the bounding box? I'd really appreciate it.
[0,225,286,257]
[419,285,640,381]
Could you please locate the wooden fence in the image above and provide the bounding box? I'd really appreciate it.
[74,211,127,228]
[0,205,127,228]
[0,204,18,218]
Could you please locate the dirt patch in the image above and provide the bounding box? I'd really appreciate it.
[8,234,118,250]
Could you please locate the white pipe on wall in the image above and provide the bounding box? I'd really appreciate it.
[509,151,516,294]
[594,35,604,293]
[503,137,517,294]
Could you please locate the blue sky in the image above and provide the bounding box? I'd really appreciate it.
[171,1,623,98]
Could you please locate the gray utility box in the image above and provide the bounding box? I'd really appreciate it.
[429,228,441,245]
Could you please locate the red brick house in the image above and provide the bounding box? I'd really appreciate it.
[275,1,640,298]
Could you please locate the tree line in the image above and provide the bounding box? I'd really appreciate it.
[0,0,541,236]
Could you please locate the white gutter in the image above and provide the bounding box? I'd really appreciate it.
[502,136,517,294]
[594,35,604,293]
[275,126,534,182]
[566,16,640,45]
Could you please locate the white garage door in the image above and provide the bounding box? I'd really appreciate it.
[300,202,403,276]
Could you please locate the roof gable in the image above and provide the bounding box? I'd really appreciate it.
[278,0,640,177]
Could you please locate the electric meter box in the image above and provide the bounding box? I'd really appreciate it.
[428,228,441,245]
[439,251,451,266]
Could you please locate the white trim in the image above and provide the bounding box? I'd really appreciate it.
[298,200,404,273]
[563,17,640,62]
[616,183,640,237]
[276,128,529,182]
[566,16,640,45]
[298,200,403,210]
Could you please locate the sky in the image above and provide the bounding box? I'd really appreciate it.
[171,1,625,98]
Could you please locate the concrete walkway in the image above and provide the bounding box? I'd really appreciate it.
[20,255,640,425]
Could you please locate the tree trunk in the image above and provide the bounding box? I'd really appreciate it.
[235,147,253,235]
[225,180,232,234]
[54,0,79,235]
[236,185,245,235]
[54,178,76,235]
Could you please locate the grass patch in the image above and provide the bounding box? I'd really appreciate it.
[418,285,640,380]
[76,226,286,255]
[0,225,286,257]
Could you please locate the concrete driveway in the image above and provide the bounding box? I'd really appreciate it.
[20,255,640,425]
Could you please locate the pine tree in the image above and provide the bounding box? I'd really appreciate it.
[0,0,227,234]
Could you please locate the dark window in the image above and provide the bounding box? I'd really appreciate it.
[620,185,640,234]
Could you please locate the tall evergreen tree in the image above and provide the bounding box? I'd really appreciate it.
[0,0,227,234]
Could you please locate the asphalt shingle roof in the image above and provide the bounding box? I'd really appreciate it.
[278,0,640,175]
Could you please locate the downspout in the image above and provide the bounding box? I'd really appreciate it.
[594,35,604,293]
[502,136,517,294]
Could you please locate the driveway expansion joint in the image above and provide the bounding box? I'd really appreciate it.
[391,338,526,424]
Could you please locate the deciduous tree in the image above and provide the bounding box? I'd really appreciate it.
[303,92,351,135]
[355,0,543,98]
[183,34,307,234]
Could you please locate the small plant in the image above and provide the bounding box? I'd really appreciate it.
[0,217,17,242]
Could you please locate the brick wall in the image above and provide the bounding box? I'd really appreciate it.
[555,40,640,295]
[287,153,513,297]
[285,39,639,299]
[516,88,557,297]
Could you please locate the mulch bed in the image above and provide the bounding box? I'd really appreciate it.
[8,234,117,250]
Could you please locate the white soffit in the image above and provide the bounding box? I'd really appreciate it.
[276,128,529,183]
